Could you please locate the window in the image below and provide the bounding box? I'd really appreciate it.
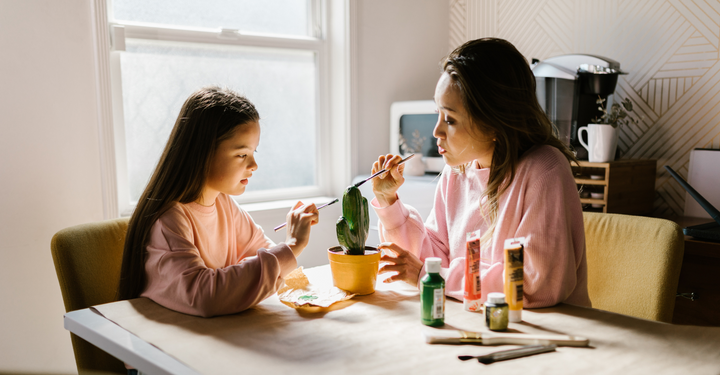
[104,0,345,216]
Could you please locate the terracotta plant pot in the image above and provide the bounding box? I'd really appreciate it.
[328,246,381,295]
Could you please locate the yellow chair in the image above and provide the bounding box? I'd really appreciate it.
[51,218,130,374]
[583,212,685,323]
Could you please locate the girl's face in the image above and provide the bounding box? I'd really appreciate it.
[202,121,260,203]
[433,72,495,169]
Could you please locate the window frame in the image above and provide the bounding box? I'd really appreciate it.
[92,0,350,217]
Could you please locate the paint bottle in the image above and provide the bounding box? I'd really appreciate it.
[485,292,509,331]
[421,257,445,326]
[464,230,482,312]
[503,237,525,322]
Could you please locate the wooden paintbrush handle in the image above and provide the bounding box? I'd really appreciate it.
[483,332,589,347]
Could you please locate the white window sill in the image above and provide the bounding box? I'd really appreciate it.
[120,196,338,217]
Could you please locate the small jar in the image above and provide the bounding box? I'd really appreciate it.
[485,292,509,331]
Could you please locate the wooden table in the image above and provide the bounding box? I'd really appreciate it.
[66,266,720,374]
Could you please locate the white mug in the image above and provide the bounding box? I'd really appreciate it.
[578,124,618,162]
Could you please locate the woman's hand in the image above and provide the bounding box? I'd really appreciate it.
[378,242,423,286]
[371,154,405,207]
[284,201,319,257]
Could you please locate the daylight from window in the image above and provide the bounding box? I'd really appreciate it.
[113,0,309,36]
[111,0,317,203]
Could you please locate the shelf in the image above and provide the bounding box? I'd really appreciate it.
[580,206,605,213]
[572,159,656,215]
[580,198,606,205]
[574,178,606,185]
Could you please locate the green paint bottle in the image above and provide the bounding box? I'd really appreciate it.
[421,257,445,326]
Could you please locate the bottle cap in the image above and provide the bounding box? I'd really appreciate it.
[425,257,441,273]
[487,292,506,304]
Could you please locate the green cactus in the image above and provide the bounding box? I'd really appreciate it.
[336,186,369,255]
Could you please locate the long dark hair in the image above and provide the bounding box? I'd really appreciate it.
[442,38,576,244]
[117,86,260,300]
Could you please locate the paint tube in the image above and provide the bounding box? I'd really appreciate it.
[503,237,525,322]
[464,230,482,312]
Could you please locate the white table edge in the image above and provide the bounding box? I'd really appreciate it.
[64,308,199,375]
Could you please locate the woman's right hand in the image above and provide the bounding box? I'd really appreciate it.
[371,154,405,207]
[378,242,423,286]
[284,201,319,257]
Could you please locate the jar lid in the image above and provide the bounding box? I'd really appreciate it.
[425,257,441,273]
[487,292,506,304]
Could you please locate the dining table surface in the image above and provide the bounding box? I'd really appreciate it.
[65,265,720,374]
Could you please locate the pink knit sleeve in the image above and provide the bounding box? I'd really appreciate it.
[372,178,465,297]
[372,197,438,257]
[418,192,468,301]
[141,217,297,317]
[514,164,587,308]
[229,197,277,260]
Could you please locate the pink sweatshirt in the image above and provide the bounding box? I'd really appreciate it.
[140,193,297,317]
[373,145,591,308]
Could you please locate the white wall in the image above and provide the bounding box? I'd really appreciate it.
[0,0,448,373]
[354,0,450,175]
[0,0,104,373]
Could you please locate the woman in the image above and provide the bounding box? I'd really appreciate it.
[371,38,591,308]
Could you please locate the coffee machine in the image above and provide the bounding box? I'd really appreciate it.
[531,54,624,160]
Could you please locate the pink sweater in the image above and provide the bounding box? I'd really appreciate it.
[140,193,297,317]
[373,145,591,308]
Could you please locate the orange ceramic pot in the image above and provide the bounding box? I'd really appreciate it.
[328,246,381,295]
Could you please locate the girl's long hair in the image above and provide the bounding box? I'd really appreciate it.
[117,86,259,300]
[442,38,576,245]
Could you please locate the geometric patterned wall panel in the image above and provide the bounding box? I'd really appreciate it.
[449,0,467,53]
[638,32,712,116]
[453,0,720,217]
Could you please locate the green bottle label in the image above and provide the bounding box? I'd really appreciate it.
[432,288,444,319]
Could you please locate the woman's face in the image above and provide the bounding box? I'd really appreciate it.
[204,121,260,200]
[433,72,495,169]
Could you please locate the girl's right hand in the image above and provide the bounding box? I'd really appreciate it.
[284,201,319,257]
[371,154,405,207]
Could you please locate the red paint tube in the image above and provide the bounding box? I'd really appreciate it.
[464,230,482,312]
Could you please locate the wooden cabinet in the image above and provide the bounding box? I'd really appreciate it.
[672,216,720,326]
[571,159,657,214]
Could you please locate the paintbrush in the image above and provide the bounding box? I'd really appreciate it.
[458,344,557,364]
[423,328,589,347]
[353,153,416,188]
[273,198,339,232]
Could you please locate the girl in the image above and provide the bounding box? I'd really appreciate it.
[117,86,319,317]
[372,38,591,308]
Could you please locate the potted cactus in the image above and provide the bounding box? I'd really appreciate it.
[327,185,381,295]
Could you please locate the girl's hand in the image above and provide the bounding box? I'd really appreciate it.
[371,154,405,207]
[284,201,319,257]
[378,242,423,286]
